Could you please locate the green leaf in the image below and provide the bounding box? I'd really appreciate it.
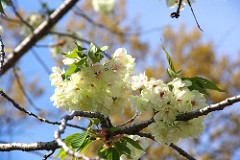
[74,41,87,51]
[176,70,183,76]
[71,131,88,151]
[88,43,104,64]
[167,67,177,78]
[114,142,131,156]
[0,1,6,16]
[66,64,78,76]
[54,133,80,159]
[188,81,210,96]
[100,46,109,52]
[65,133,81,145]
[98,143,107,159]
[106,147,120,160]
[77,138,92,152]
[162,44,176,72]
[65,49,79,59]
[182,77,227,95]
[121,136,144,150]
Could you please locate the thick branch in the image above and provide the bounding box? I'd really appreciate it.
[2,0,79,74]
[0,140,59,151]
[176,95,240,121]
[54,111,102,160]
[0,36,5,77]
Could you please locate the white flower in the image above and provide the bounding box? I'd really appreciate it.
[49,67,64,86]
[172,78,192,90]
[131,72,148,90]
[92,0,115,15]
[190,90,207,110]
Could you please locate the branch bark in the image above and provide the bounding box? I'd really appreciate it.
[0,140,59,151]
[2,0,79,74]
[176,95,240,121]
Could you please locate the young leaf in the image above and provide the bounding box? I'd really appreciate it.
[0,1,6,16]
[88,43,104,64]
[77,138,92,153]
[121,136,144,150]
[98,143,107,159]
[106,147,120,160]
[162,44,176,72]
[176,70,183,76]
[167,67,177,78]
[65,64,78,76]
[71,131,88,151]
[100,46,109,52]
[54,148,68,160]
[64,49,79,59]
[74,41,87,51]
[54,133,80,159]
[114,142,131,156]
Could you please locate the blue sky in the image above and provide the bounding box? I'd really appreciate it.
[1,0,240,159]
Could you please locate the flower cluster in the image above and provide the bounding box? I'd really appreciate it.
[129,76,207,144]
[50,45,209,145]
[50,48,135,116]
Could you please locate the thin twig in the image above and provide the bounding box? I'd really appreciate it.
[31,48,51,75]
[10,0,34,32]
[186,0,203,31]
[171,0,183,18]
[43,149,56,160]
[135,132,196,160]
[169,143,196,160]
[2,0,80,74]
[0,90,86,130]
[74,9,164,36]
[49,31,91,44]
[13,66,42,111]
[176,95,240,121]
[117,112,138,127]
[0,36,5,77]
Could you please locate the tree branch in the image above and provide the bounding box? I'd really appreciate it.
[54,111,105,160]
[2,0,79,74]
[176,95,240,121]
[0,140,59,151]
[0,36,5,77]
